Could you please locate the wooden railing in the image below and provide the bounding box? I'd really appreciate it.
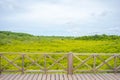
[0,53,120,74]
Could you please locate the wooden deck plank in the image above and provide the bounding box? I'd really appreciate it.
[0,73,120,80]
[78,74,86,80]
[68,74,72,80]
[32,74,39,80]
[42,74,47,80]
[21,74,29,80]
[0,74,12,80]
[9,74,19,80]
[1,74,15,80]
[98,73,108,80]
[37,74,43,80]
[51,74,55,80]
[15,74,25,80]
[94,74,105,80]
[111,73,120,79]
[27,74,35,80]
[82,73,92,80]
[99,73,112,80]
[72,74,78,80]
[115,73,120,78]
[90,74,103,80]
[8,74,17,80]
[102,73,117,80]
[59,74,64,80]
[63,74,68,80]
[55,74,59,80]
[76,74,82,80]
[0,74,4,78]
[86,74,97,80]
[46,74,51,80]
[13,74,21,80]
[105,73,118,80]
[0,74,7,79]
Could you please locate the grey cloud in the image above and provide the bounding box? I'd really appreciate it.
[99,11,109,17]
[90,10,110,17]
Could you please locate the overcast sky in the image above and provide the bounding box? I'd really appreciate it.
[0,0,120,36]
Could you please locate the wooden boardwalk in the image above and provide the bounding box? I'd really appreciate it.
[0,53,120,80]
[0,73,120,80]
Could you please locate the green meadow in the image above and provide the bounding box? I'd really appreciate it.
[0,31,120,53]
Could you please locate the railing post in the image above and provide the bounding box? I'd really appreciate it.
[67,52,73,75]
[44,54,47,74]
[0,54,2,75]
[22,54,25,74]
[93,54,96,73]
[114,54,117,73]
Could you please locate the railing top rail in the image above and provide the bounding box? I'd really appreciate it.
[0,52,120,55]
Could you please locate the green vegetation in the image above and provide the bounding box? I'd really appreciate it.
[0,31,120,53]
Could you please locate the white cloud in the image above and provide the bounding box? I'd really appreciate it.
[3,0,109,24]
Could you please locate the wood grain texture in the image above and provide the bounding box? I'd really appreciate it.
[0,53,120,73]
[0,73,120,80]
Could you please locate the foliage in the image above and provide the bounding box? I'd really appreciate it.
[0,31,120,53]
[74,34,120,40]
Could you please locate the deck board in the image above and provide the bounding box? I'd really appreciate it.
[72,74,77,80]
[55,74,59,80]
[111,73,119,79]
[75,74,82,80]
[94,74,104,80]
[59,74,64,80]
[51,74,55,80]
[46,74,50,80]
[22,74,29,80]
[116,73,120,78]
[106,73,117,80]
[1,74,14,80]
[32,74,38,80]
[37,74,42,80]
[9,74,18,80]
[68,75,72,80]
[102,73,114,80]
[13,74,21,80]
[0,73,120,80]
[42,74,46,80]
[63,74,68,80]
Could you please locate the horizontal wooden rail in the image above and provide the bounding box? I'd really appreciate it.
[0,53,120,74]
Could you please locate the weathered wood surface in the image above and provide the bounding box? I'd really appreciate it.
[0,73,120,80]
[0,53,120,74]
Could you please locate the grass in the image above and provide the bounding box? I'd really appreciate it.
[0,31,120,53]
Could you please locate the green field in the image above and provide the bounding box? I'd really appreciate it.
[0,31,120,53]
